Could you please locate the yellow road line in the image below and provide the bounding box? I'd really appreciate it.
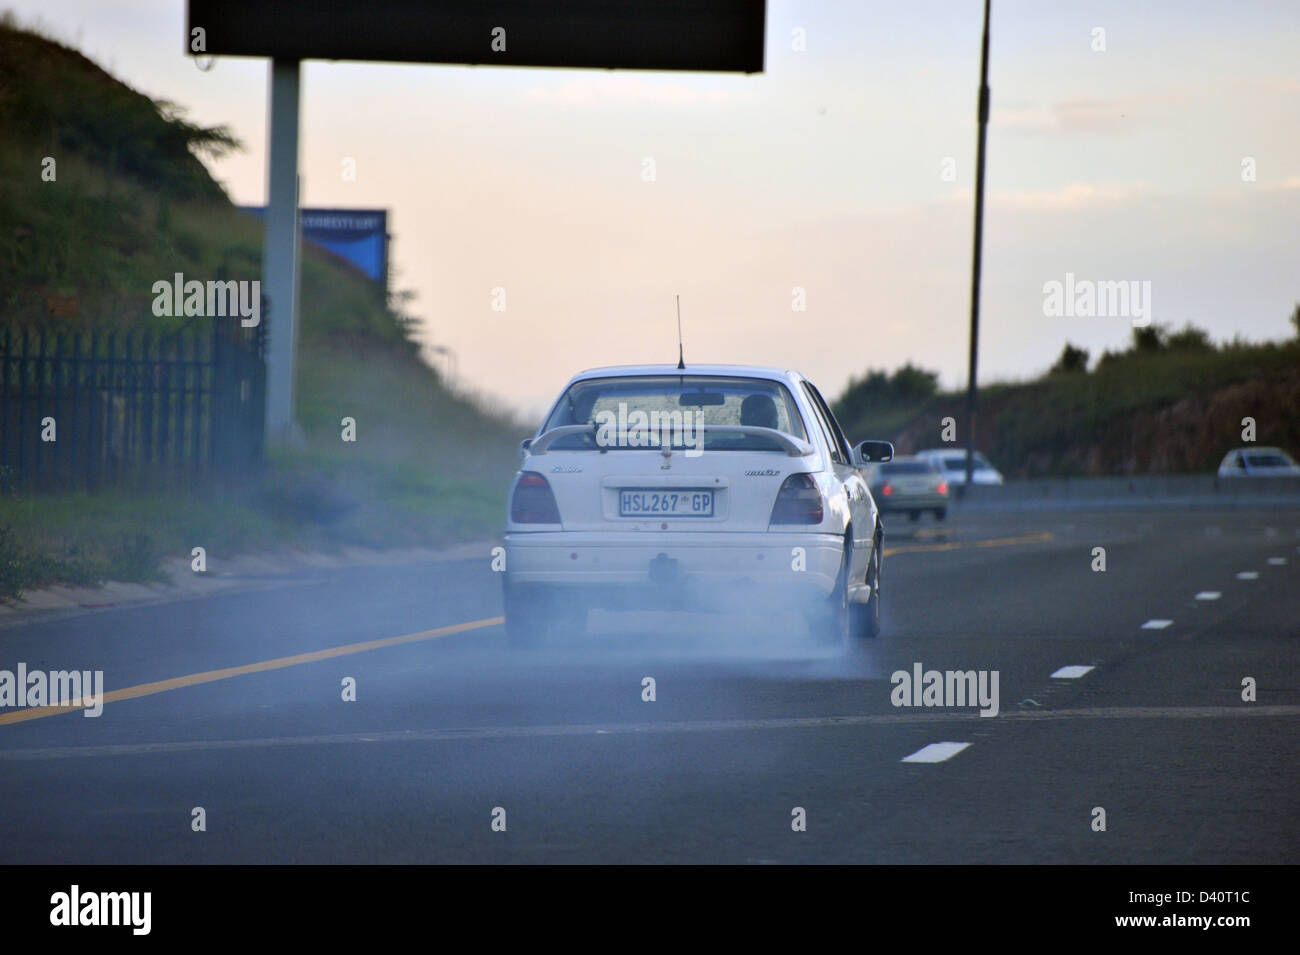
[884,530,1053,557]
[0,616,503,727]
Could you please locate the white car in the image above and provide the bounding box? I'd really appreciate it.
[914,448,1004,486]
[1217,447,1300,478]
[503,364,894,647]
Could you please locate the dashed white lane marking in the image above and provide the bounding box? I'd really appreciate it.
[4,707,1300,761]
[1050,665,1094,679]
[901,742,971,763]
[1195,592,1221,601]
[1237,571,1260,580]
[1141,619,1173,629]
[1268,557,1287,565]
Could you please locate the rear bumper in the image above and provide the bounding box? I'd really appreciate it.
[504,530,844,607]
[876,493,948,512]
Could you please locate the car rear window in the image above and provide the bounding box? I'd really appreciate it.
[942,455,991,471]
[1246,454,1291,468]
[541,375,808,451]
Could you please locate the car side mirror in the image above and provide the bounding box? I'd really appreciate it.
[519,437,533,461]
[854,440,894,465]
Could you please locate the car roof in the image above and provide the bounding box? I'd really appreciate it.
[569,364,803,386]
[1233,446,1287,454]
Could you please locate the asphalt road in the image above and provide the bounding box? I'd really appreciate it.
[1,507,1297,863]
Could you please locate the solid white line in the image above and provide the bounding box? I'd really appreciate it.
[1141,619,1173,629]
[1050,665,1094,679]
[901,741,971,763]
[1194,591,1221,601]
[1267,557,1287,565]
[1236,571,1259,580]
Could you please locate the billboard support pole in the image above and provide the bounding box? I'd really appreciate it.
[263,57,302,446]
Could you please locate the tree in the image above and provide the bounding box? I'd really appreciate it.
[1290,303,1300,339]
[1165,324,1213,351]
[1049,343,1089,374]
[889,363,940,403]
[833,363,940,424]
[1131,323,1168,353]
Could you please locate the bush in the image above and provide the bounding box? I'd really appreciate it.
[0,524,53,601]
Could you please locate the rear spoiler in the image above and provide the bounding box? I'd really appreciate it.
[527,425,596,454]
[526,423,813,457]
[694,425,814,457]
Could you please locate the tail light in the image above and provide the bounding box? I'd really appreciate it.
[881,483,894,497]
[511,471,561,523]
[936,481,948,495]
[770,473,824,525]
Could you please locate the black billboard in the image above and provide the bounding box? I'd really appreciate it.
[186,0,766,73]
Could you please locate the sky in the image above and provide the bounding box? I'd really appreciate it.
[17,0,1300,421]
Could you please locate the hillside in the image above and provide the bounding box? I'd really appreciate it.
[833,330,1300,477]
[0,18,526,598]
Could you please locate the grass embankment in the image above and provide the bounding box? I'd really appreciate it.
[0,18,526,600]
[833,335,1300,478]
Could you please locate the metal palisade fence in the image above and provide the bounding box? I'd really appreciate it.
[0,316,266,490]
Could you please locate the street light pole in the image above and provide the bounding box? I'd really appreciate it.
[964,0,992,492]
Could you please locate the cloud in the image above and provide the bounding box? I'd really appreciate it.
[522,75,755,107]
[996,98,1134,134]
[991,182,1149,208]
[943,182,1150,209]
[995,89,1198,135]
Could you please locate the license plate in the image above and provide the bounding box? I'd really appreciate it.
[619,489,714,518]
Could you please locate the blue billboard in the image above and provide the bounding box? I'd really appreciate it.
[240,207,389,289]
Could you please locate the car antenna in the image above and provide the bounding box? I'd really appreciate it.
[676,294,685,369]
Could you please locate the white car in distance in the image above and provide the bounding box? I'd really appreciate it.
[503,365,894,648]
[914,448,1005,486]
[1217,447,1300,478]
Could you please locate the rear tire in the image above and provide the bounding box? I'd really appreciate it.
[851,542,882,639]
[934,508,947,521]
